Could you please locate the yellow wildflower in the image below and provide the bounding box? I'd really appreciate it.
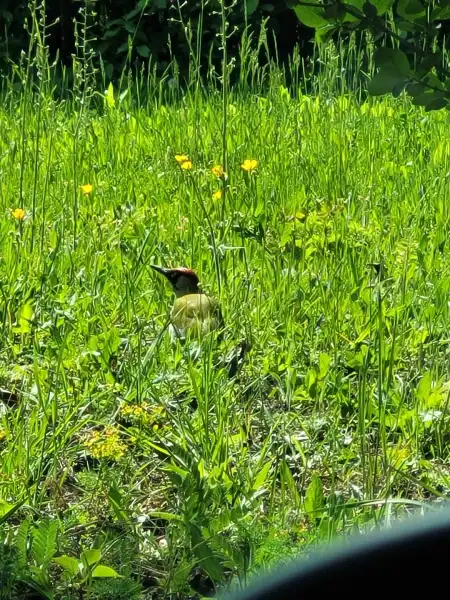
[11,208,26,221]
[120,403,166,430]
[180,160,193,170]
[80,184,93,195]
[175,154,189,164]
[211,165,225,178]
[241,159,258,172]
[121,402,151,424]
[0,428,6,441]
[212,190,223,201]
[83,425,126,460]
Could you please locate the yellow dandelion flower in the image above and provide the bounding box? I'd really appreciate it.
[80,184,93,195]
[175,154,189,164]
[11,208,26,221]
[180,160,193,170]
[0,428,6,441]
[212,190,223,201]
[211,165,225,178]
[241,159,258,172]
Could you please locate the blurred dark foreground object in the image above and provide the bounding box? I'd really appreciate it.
[225,509,450,599]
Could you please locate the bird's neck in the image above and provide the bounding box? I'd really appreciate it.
[174,287,201,298]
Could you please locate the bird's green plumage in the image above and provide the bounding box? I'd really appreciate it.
[171,293,222,339]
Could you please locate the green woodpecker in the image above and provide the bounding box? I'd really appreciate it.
[151,265,223,340]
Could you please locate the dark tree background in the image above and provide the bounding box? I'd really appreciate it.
[0,1,314,78]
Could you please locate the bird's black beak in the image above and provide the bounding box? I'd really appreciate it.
[150,264,170,278]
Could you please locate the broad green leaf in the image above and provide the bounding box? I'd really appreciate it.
[417,371,432,402]
[369,0,395,15]
[0,500,14,517]
[15,303,33,334]
[368,68,406,96]
[425,97,449,111]
[417,53,440,77]
[324,2,347,20]
[318,353,332,379]
[431,5,450,19]
[0,499,25,526]
[397,0,425,19]
[190,524,224,581]
[82,548,101,566]
[92,564,121,578]
[363,1,378,18]
[252,461,272,490]
[407,82,426,97]
[31,519,58,567]
[315,24,337,42]
[304,475,325,515]
[375,48,410,76]
[53,556,80,576]
[294,3,329,27]
[245,0,259,15]
[411,91,438,106]
[424,73,445,90]
[136,45,150,58]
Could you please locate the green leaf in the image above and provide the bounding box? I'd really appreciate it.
[105,82,115,108]
[252,461,272,490]
[108,486,132,526]
[31,520,58,567]
[304,475,325,515]
[0,500,14,517]
[368,68,406,96]
[425,97,449,111]
[294,3,328,27]
[0,499,25,526]
[190,524,224,582]
[417,371,432,402]
[406,82,426,97]
[397,0,425,19]
[245,0,259,15]
[136,45,150,58]
[318,353,332,379]
[81,548,101,567]
[15,518,31,570]
[315,24,338,42]
[14,303,33,334]
[363,1,378,18]
[431,5,450,19]
[369,0,395,15]
[324,2,347,20]
[92,565,121,578]
[417,53,440,77]
[53,556,80,576]
[392,80,408,97]
[375,48,410,76]
[280,461,301,505]
[146,511,184,522]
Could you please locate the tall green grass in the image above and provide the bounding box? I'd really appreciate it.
[1,5,450,598]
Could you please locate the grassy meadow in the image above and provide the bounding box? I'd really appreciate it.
[1,36,450,598]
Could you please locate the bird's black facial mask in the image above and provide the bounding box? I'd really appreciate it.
[151,265,199,297]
